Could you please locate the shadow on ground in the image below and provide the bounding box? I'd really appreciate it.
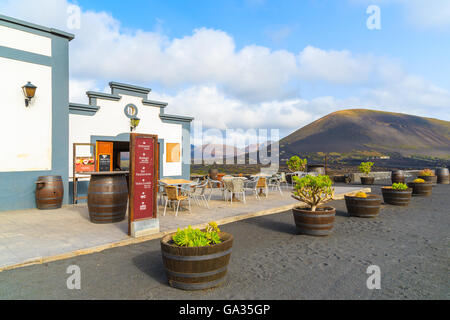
[132,249,167,285]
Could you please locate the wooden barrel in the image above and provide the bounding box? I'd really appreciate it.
[435,168,449,184]
[87,174,128,223]
[360,176,375,185]
[160,232,233,290]
[35,175,64,210]
[307,165,326,176]
[381,187,412,206]
[391,170,405,184]
[407,182,432,196]
[418,175,437,185]
[345,195,381,218]
[292,206,335,236]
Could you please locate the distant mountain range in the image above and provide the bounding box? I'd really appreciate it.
[191,141,272,161]
[279,109,450,160]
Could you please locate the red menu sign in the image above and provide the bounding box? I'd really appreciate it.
[129,134,158,228]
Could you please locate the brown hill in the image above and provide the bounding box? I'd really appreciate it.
[280,109,450,159]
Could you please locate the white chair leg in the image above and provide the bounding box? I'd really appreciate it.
[175,200,180,217]
[188,198,191,213]
[163,199,168,216]
[242,191,246,204]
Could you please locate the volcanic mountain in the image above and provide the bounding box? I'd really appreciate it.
[280,109,450,159]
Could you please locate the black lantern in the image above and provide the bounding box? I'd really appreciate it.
[22,82,37,107]
[130,116,140,132]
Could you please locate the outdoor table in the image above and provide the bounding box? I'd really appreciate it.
[250,174,272,196]
[159,178,196,209]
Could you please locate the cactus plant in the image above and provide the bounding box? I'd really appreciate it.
[286,156,307,172]
[292,175,334,212]
[419,169,434,176]
[354,191,368,198]
[358,162,374,175]
[392,182,408,191]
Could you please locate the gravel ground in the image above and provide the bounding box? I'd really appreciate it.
[0,182,449,300]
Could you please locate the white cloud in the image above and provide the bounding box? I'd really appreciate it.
[1,0,449,143]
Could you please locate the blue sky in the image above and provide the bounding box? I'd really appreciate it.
[1,0,449,143]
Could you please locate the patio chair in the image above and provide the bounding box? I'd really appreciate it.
[206,178,226,201]
[163,185,191,217]
[279,172,288,188]
[255,177,268,198]
[244,176,261,200]
[191,179,210,208]
[157,181,167,206]
[268,174,283,195]
[224,178,246,204]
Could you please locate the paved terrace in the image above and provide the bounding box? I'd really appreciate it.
[0,185,368,271]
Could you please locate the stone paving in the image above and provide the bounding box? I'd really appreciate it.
[0,185,367,270]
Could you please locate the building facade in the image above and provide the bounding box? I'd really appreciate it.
[0,15,193,211]
[0,15,73,211]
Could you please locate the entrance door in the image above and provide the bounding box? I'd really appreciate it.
[96,141,113,171]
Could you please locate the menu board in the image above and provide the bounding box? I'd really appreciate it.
[98,154,111,171]
[130,135,157,221]
[75,157,95,173]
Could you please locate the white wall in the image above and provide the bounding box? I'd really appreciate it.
[69,94,183,177]
[0,25,52,57]
[0,56,52,172]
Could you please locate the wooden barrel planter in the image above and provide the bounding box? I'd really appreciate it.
[160,232,234,290]
[418,175,437,185]
[35,175,64,210]
[391,170,405,184]
[436,168,449,184]
[360,176,375,185]
[87,174,128,223]
[344,195,381,218]
[307,165,326,176]
[381,187,412,206]
[407,182,432,196]
[292,206,336,236]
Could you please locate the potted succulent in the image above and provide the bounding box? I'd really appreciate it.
[160,222,233,290]
[286,155,307,184]
[291,175,335,236]
[407,178,432,196]
[345,191,381,218]
[418,169,437,185]
[381,183,412,206]
[358,162,375,185]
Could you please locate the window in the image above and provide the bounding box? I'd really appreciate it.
[166,143,181,162]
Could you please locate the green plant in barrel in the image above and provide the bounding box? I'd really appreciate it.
[172,222,221,247]
[286,155,307,172]
[358,162,374,175]
[391,182,408,190]
[291,175,334,211]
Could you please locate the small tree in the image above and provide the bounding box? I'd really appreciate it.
[291,175,334,212]
[286,156,307,172]
[358,162,374,175]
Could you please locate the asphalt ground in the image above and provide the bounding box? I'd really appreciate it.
[0,182,449,300]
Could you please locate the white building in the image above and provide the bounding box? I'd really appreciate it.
[0,14,193,211]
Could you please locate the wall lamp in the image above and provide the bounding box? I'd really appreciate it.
[130,116,140,132]
[22,82,37,107]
